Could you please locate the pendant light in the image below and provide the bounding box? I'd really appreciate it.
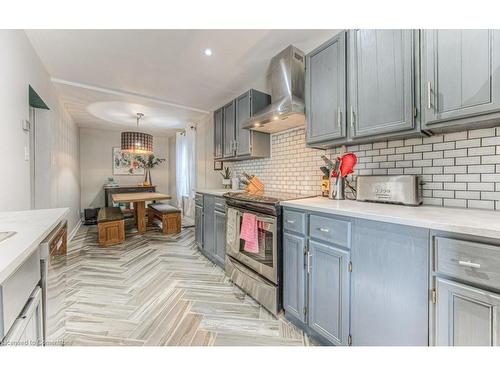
[121,112,153,154]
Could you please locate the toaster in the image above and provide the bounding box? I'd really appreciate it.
[356,175,423,206]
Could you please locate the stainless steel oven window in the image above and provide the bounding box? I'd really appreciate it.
[225,206,278,283]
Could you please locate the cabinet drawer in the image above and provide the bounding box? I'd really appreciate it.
[214,197,226,212]
[195,193,203,206]
[0,250,41,339]
[283,210,306,235]
[435,236,500,290]
[309,214,351,249]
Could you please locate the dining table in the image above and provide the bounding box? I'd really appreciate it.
[112,192,171,233]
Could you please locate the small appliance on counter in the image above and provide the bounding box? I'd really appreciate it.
[356,175,423,206]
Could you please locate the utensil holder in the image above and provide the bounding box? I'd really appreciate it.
[331,177,345,200]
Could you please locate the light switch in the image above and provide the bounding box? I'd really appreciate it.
[24,146,30,161]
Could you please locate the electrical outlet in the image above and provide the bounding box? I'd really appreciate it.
[24,146,30,161]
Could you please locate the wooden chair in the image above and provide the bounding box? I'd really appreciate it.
[97,207,125,246]
[147,203,181,235]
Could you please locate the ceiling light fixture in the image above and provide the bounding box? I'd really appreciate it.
[204,48,213,56]
[121,113,153,154]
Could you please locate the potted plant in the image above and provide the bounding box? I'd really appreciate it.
[220,166,232,189]
[135,154,166,186]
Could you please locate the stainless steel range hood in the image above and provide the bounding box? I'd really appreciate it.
[243,45,306,134]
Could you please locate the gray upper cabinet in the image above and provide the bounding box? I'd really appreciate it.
[213,210,226,267]
[351,219,429,346]
[235,89,271,158]
[306,31,347,145]
[308,240,350,346]
[283,232,306,323]
[422,30,500,131]
[223,100,236,159]
[214,107,223,160]
[436,278,500,346]
[348,29,417,138]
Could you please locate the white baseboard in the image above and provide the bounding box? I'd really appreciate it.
[68,220,82,242]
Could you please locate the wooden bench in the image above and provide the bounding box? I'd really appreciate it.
[97,207,125,247]
[148,203,181,235]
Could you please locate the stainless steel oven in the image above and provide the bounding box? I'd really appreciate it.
[226,207,278,283]
[224,191,312,316]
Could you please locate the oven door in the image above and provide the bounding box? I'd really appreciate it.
[226,207,278,284]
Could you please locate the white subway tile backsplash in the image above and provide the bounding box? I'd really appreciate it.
[469,128,496,138]
[230,126,500,211]
[444,131,468,141]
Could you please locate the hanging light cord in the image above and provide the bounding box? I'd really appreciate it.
[136,112,144,129]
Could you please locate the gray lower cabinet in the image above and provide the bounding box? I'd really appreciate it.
[195,204,203,249]
[348,29,418,139]
[283,232,306,323]
[435,278,500,346]
[308,240,350,346]
[213,210,226,266]
[223,100,236,159]
[203,195,215,256]
[214,107,223,160]
[197,193,225,268]
[350,219,429,346]
[306,31,347,146]
[235,89,271,158]
[422,29,500,131]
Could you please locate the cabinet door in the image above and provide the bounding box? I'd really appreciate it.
[348,29,416,138]
[422,30,500,128]
[223,100,236,159]
[203,196,215,256]
[235,91,251,157]
[306,31,347,144]
[351,219,429,345]
[195,205,203,249]
[308,240,350,345]
[213,210,226,266]
[214,108,223,159]
[283,232,306,323]
[2,287,43,346]
[436,278,500,346]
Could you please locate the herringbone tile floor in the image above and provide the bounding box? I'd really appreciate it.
[48,219,311,346]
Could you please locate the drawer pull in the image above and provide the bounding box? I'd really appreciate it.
[286,220,295,224]
[318,227,330,233]
[458,260,481,269]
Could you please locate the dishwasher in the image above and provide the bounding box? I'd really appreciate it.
[39,220,67,344]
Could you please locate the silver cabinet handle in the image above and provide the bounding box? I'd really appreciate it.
[458,260,481,269]
[337,107,342,128]
[318,227,330,233]
[427,81,432,109]
[286,220,295,224]
[306,253,312,274]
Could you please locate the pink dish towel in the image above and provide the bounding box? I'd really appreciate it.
[240,213,259,253]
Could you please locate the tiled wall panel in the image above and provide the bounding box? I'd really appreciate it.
[230,126,500,210]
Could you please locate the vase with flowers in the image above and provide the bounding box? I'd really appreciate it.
[220,166,232,189]
[135,154,166,186]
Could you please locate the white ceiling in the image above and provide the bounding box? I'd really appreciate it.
[26,29,340,135]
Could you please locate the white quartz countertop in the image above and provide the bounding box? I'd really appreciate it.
[196,189,244,197]
[0,208,69,283]
[282,197,500,240]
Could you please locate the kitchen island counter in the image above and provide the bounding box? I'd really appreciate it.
[0,208,68,284]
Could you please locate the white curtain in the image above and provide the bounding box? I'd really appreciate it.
[175,125,196,218]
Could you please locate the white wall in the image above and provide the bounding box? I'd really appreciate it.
[0,30,81,231]
[195,113,221,190]
[79,127,170,209]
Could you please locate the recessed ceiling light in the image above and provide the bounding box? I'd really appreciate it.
[204,48,213,56]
